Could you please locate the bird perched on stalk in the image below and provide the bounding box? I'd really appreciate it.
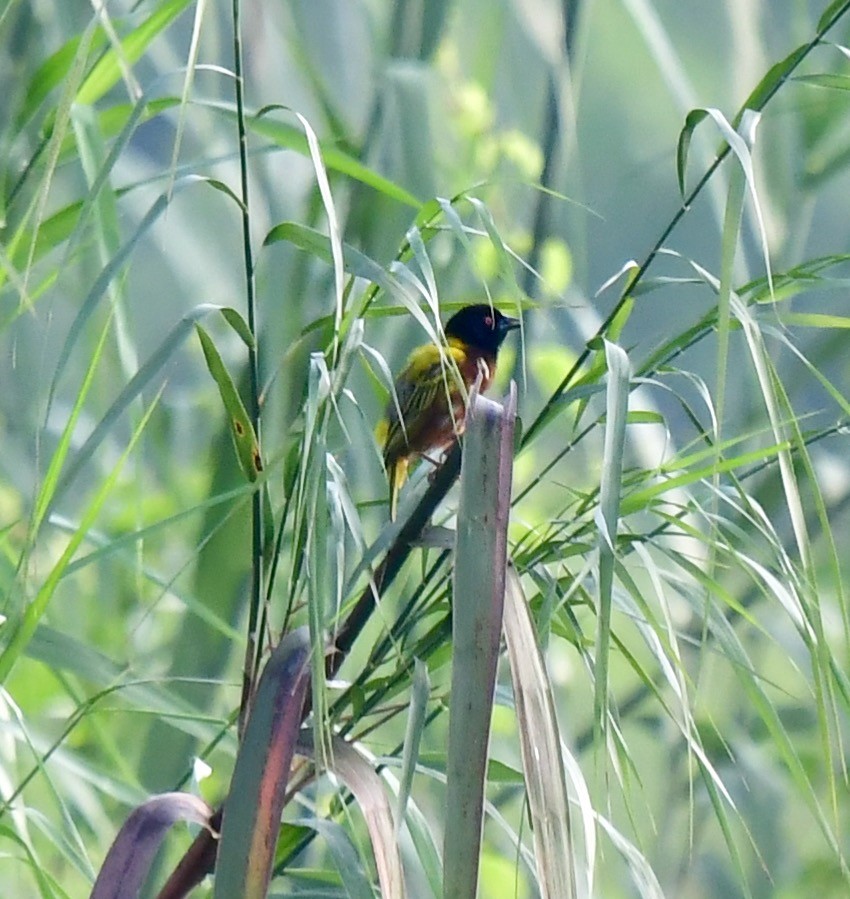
[376,303,521,519]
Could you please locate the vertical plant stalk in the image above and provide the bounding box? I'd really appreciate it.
[231,0,264,729]
[443,385,516,899]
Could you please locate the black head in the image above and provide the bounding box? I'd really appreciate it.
[444,304,520,354]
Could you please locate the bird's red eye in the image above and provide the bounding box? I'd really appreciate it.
[484,315,493,328]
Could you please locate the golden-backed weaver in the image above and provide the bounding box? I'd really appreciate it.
[376,304,520,519]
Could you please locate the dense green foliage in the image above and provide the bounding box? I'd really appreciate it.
[3,0,850,896]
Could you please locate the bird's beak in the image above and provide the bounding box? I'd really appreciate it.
[499,315,521,333]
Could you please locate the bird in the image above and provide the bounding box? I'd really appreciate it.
[376,303,521,519]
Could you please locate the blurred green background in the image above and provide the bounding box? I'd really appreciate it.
[3,0,850,896]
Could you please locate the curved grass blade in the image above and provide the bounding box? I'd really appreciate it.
[295,112,345,355]
[596,814,665,899]
[47,175,244,416]
[91,793,212,899]
[297,731,407,898]
[503,564,579,898]
[213,627,311,899]
[166,0,211,197]
[676,108,772,296]
[32,311,113,538]
[49,192,161,400]
[263,221,414,306]
[231,104,422,208]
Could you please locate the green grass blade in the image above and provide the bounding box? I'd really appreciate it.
[76,0,193,106]
[52,304,236,506]
[195,323,262,482]
[0,391,162,683]
[395,658,430,835]
[593,342,630,741]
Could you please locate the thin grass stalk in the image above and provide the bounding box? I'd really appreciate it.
[230,0,264,730]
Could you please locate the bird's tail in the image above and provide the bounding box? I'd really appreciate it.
[388,457,409,521]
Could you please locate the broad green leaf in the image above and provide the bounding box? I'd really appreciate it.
[818,0,850,32]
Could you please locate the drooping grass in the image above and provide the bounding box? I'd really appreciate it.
[3,1,850,897]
